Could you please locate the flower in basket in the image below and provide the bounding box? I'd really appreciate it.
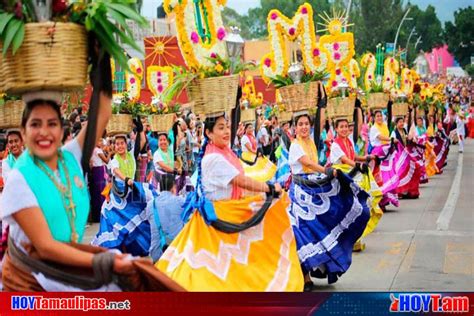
[161,58,256,105]
[0,0,148,71]
[269,70,329,89]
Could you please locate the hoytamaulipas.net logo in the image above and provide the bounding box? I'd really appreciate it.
[390,293,469,313]
[11,295,131,311]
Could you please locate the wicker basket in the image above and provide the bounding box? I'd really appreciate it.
[150,113,176,132]
[367,93,390,109]
[186,75,239,115]
[107,114,133,136]
[326,97,355,119]
[0,22,88,94]
[0,101,24,129]
[416,108,426,118]
[278,111,293,123]
[392,102,408,117]
[278,81,320,112]
[240,108,256,123]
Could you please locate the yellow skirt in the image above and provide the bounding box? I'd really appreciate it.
[240,152,277,183]
[333,164,383,238]
[425,141,439,177]
[156,193,304,291]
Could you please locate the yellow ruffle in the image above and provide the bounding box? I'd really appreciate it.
[425,141,439,177]
[240,153,277,183]
[332,164,383,238]
[156,193,304,291]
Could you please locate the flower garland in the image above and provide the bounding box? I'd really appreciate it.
[241,75,263,108]
[382,57,399,92]
[400,68,414,96]
[147,66,174,101]
[318,19,355,91]
[260,3,328,83]
[125,58,144,102]
[360,53,376,91]
[348,58,360,89]
[164,0,228,70]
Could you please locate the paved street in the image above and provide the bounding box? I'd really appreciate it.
[82,139,473,292]
[312,139,474,292]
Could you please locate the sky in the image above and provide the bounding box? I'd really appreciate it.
[142,0,471,23]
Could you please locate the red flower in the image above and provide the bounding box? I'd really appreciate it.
[289,28,296,36]
[336,68,341,75]
[53,0,68,14]
[271,12,278,20]
[130,78,136,84]
[264,58,272,67]
[332,80,338,87]
[301,7,308,14]
[313,48,320,57]
[333,43,340,51]
[334,52,341,60]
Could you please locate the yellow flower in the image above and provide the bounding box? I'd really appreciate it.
[215,64,224,73]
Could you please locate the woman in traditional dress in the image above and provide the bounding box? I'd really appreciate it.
[0,91,135,291]
[240,123,258,161]
[288,113,370,290]
[1,130,24,183]
[156,113,303,291]
[89,139,109,223]
[329,118,382,252]
[92,125,155,257]
[369,110,400,209]
[152,133,177,190]
[391,117,423,199]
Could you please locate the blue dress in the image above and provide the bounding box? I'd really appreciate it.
[92,180,157,256]
[288,172,370,284]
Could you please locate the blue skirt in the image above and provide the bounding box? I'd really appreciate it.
[288,172,370,283]
[92,181,157,256]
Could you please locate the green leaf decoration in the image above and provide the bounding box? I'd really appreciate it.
[11,22,25,55]
[0,13,15,35]
[2,19,23,56]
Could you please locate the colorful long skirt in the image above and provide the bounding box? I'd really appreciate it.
[288,173,370,284]
[90,166,106,223]
[433,135,450,172]
[156,193,304,291]
[332,164,383,238]
[397,142,423,199]
[137,156,149,182]
[425,141,440,177]
[274,145,291,186]
[371,144,403,207]
[92,181,157,256]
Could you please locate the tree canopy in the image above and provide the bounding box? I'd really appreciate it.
[444,6,474,67]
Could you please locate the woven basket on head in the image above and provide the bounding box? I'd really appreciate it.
[107,114,133,136]
[392,102,408,117]
[0,101,24,129]
[186,75,239,115]
[278,111,293,123]
[0,22,88,94]
[367,92,390,109]
[150,113,176,132]
[326,97,355,120]
[332,115,354,123]
[416,107,426,118]
[278,81,320,112]
[240,108,256,123]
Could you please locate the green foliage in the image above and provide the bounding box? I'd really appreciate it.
[368,81,384,93]
[465,64,474,79]
[270,70,328,88]
[444,6,474,67]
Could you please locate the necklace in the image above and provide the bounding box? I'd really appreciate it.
[33,152,78,243]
